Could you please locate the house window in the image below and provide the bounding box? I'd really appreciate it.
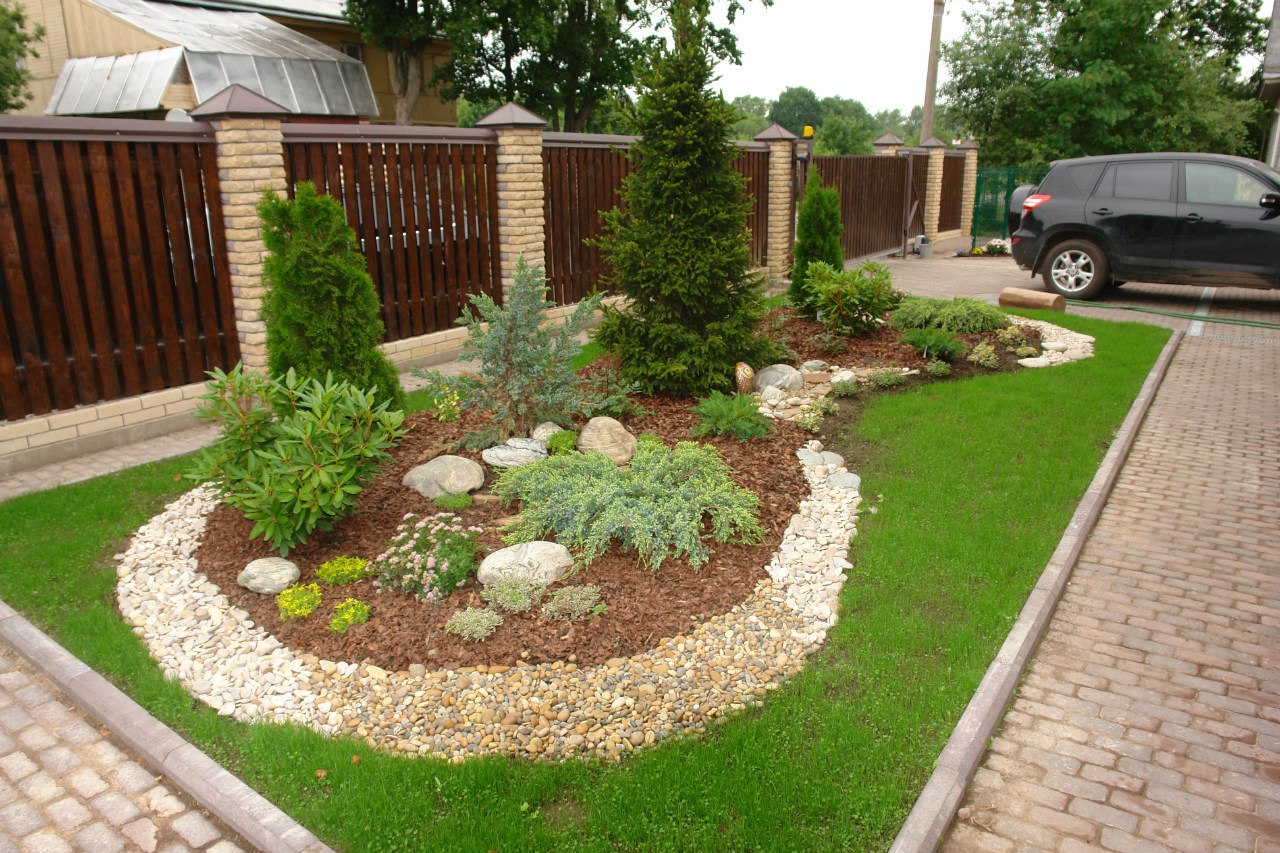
[341,43,363,61]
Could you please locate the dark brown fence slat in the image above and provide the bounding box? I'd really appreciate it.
[0,144,42,417]
[483,143,502,306]
[814,154,911,261]
[112,142,165,392]
[199,143,238,370]
[383,143,411,339]
[134,143,186,387]
[939,154,964,233]
[87,141,143,398]
[156,145,202,379]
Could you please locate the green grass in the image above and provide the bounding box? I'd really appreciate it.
[0,311,1168,853]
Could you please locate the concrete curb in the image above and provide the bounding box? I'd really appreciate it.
[887,327,1185,853]
[0,600,335,853]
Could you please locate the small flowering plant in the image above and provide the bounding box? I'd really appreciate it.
[984,238,1010,256]
[370,512,483,602]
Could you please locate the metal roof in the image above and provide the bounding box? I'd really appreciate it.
[45,0,377,116]
[1263,1,1280,102]
[47,48,184,116]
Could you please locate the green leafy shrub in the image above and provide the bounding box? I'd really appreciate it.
[830,378,860,397]
[277,583,322,621]
[189,367,406,556]
[808,331,847,356]
[868,368,906,388]
[967,342,1000,369]
[901,327,966,361]
[448,259,601,444]
[480,578,546,614]
[995,325,1027,349]
[546,430,579,456]
[1016,346,1040,359]
[926,359,952,378]
[432,492,474,512]
[371,513,483,602]
[541,585,607,621]
[690,392,771,441]
[890,297,1009,334]
[444,607,503,642]
[410,373,465,422]
[807,260,902,337]
[592,6,784,396]
[493,436,762,570]
[795,397,836,433]
[329,598,370,634]
[316,556,369,586]
[258,182,403,409]
[788,171,844,316]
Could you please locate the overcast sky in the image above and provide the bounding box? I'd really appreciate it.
[710,0,1275,115]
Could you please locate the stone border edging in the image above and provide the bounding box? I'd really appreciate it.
[0,598,335,853]
[886,327,1185,853]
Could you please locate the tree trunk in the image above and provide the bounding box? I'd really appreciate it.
[388,45,423,126]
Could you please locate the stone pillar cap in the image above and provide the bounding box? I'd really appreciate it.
[476,102,547,128]
[872,132,904,146]
[190,84,291,119]
[754,123,797,141]
[919,136,947,149]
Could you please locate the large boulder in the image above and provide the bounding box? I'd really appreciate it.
[402,455,485,499]
[477,542,574,586]
[755,364,804,393]
[482,438,548,469]
[238,558,299,595]
[577,417,637,465]
[531,422,564,442]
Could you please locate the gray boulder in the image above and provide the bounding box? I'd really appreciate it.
[402,455,485,498]
[578,417,636,465]
[827,472,862,492]
[820,451,845,468]
[531,422,564,442]
[800,359,830,372]
[238,558,299,595]
[482,443,546,468]
[755,364,804,393]
[508,437,548,454]
[830,370,856,385]
[796,449,825,467]
[477,542,574,586]
[760,386,786,406]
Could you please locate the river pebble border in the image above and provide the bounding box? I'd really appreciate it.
[115,445,860,762]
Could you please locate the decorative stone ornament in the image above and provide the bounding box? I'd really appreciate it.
[735,362,755,395]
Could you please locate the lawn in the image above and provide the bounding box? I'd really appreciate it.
[0,310,1169,852]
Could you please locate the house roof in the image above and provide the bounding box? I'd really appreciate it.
[158,0,347,24]
[1263,1,1280,103]
[45,0,376,116]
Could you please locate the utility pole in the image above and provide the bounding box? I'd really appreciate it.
[920,0,945,142]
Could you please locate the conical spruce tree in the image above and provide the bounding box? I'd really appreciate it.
[258,182,403,409]
[592,1,784,397]
[788,170,844,317]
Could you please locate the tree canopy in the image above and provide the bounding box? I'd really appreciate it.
[344,0,447,125]
[768,86,821,136]
[0,0,43,114]
[941,0,1269,164]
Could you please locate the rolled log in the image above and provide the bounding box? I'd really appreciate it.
[999,287,1066,312]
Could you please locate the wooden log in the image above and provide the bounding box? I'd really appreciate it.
[999,287,1066,312]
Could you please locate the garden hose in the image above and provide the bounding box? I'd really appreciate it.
[1063,300,1280,331]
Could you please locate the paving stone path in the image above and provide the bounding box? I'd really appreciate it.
[0,647,247,853]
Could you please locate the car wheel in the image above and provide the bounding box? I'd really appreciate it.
[1042,239,1109,300]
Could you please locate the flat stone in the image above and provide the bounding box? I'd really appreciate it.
[402,455,485,498]
[830,370,856,384]
[827,472,861,491]
[1042,341,1068,352]
[820,451,844,467]
[801,372,831,384]
[531,422,563,442]
[760,386,786,406]
[800,359,830,372]
[508,437,548,453]
[481,444,546,468]
[1017,357,1051,368]
[577,417,636,466]
[755,364,804,393]
[477,542,574,586]
[1065,349,1089,361]
[236,558,298,595]
[796,449,824,467]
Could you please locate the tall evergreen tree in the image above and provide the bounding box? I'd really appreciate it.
[788,171,844,316]
[593,0,783,396]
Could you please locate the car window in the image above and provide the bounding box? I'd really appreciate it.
[1184,163,1272,206]
[1040,162,1106,198]
[1112,162,1174,201]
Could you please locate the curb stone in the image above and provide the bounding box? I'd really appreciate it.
[886,328,1184,853]
[0,600,335,853]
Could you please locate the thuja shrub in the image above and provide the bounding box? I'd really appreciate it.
[891,297,1010,335]
[493,435,762,570]
[690,391,771,441]
[592,4,784,396]
[807,261,902,337]
[370,513,483,602]
[189,366,405,556]
[788,170,844,316]
[259,182,403,410]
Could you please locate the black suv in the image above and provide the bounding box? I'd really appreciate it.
[1009,153,1280,299]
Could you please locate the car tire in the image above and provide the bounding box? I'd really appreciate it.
[1042,239,1110,300]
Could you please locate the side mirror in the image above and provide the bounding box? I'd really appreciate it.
[1261,193,1280,210]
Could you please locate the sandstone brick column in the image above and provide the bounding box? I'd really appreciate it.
[957,139,979,238]
[190,87,291,371]
[754,124,798,284]
[477,103,548,298]
[920,136,947,243]
[873,132,904,157]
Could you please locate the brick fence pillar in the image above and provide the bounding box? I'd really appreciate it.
[754,124,798,284]
[920,136,947,243]
[477,103,548,298]
[190,86,291,371]
[957,139,980,239]
[873,132,904,157]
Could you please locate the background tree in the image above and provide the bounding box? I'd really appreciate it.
[729,93,772,139]
[768,86,822,136]
[0,0,44,114]
[942,0,1268,164]
[813,115,873,155]
[593,1,783,396]
[344,0,449,125]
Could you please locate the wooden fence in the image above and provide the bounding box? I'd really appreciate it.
[282,124,502,340]
[812,154,914,260]
[0,118,237,421]
[939,153,966,233]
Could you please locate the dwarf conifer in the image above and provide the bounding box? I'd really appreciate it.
[788,170,844,316]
